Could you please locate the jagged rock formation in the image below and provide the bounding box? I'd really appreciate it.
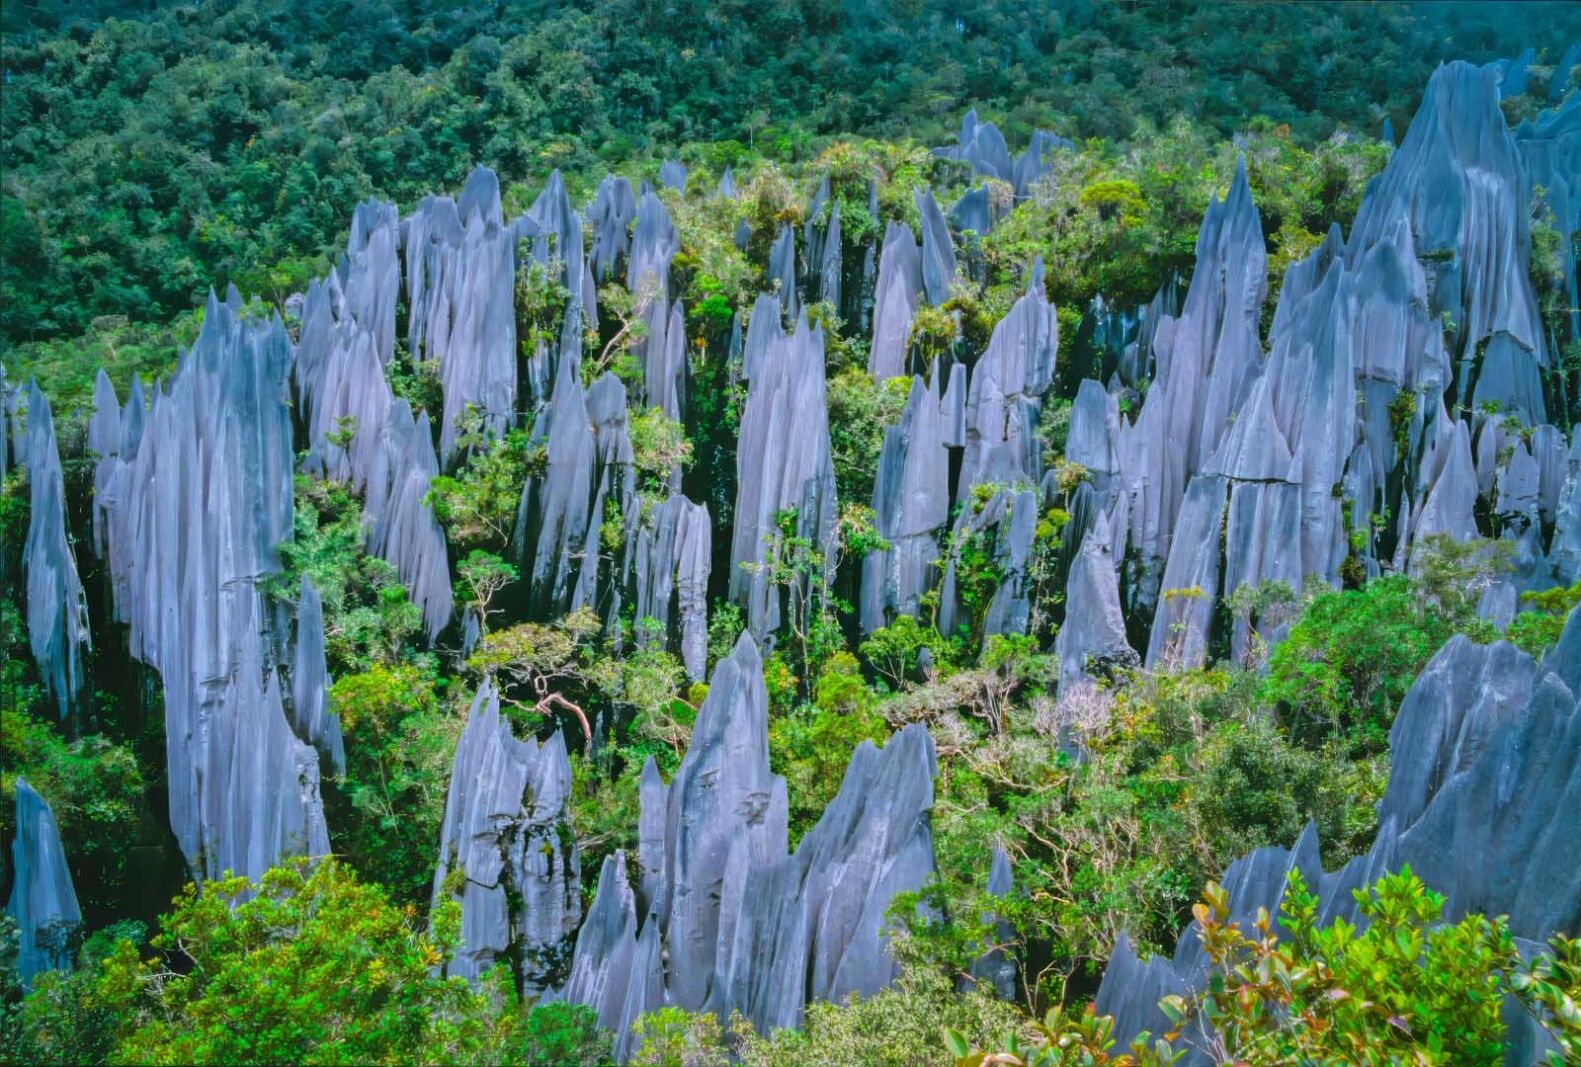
[406,165,520,462]
[730,310,838,639]
[935,109,1071,197]
[6,780,82,991]
[366,400,454,641]
[588,176,637,281]
[958,258,1059,500]
[1122,160,1266,638]
[769,223,799,321]
[868,221,923,380]
[627,494,711,681]
[96,290,330,883]
[1348,62,1547,421]
[967,846,1019,1000]
[950,185,994,235]
[1055,510,1136,690]
[558,634,938,1054]
[291,578,346,776]
[915,189,958,306]
[21,380,90,718]
[433,681,581,991]
[862,373,952,633]
[1096,610,1581,1062]
[659,159,688,191]
[513,347,635,624]
[938,484,1039,640]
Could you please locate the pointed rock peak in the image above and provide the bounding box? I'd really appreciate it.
[458,165,502,226]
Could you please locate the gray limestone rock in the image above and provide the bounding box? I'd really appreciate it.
[659,159,688,191]
[1119,160,1265,616]
[868,221,923,381]
[967,845,1020,1000]
[588,176,637,281]
[1056,511,1136,691]
[367,402,454,642]
[730,311,838,639]
[405,166,519,463]
[6,780,82,991]
[862,374,951,633]
[1098,613,1581,1060]
[769,224,799,321]
[432,682,581,992]
[290,577,346,776]
[630,494,712,681]
[950,186,994,235]
[958,260,1058,500]
[1348,62,1547,421]
[660,632,790,1011]
[22,380,91,719]
[560,638,939,1058]
[938,486,1039,640]
[915,189,958,306]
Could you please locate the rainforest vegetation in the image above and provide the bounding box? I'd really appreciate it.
[4,2,1581,1065]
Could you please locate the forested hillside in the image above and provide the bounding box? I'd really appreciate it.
[3,4,1581,1066]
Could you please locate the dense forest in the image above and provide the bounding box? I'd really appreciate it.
[3,2,1581,1065]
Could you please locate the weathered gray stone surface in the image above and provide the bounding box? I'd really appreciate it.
[405,165,520,462]
[958,259,1058,501]
[936,110,1071,197]
[588,176,637,281]
[915,189,958,306]
[1097,612,1581,1062]
[659,159,688,191]
[629,494,712,681]
[367,401,454,642]
[291,577,345,776]
[950,185,993,235]
[560,635,938,1055]
[868,221,923,381]
[1056,511,1135,690]
[432,681,581,992]
[6,779,82,991]
[967,845,1019,1000]
[1348,62,1547,421]
[22,380,91,718]
[862,374,951,633]
[1120,160,1264,620]
[769,223,799,321]
[93,292,330,884]
[730,310,837,639]
[513,346,635,623]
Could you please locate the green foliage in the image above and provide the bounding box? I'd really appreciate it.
[271,474,423,673]
[629,1006,729,1067]
[629,407,694,494]
[1506,581,1581,658]
[1173,868,1529,1065]
[1262,571,1473,754]
[827,369,910,505]
[425,421,533,554]
[72,859,601,1065]
[738,963,1028,1067]
[329,664,456,906]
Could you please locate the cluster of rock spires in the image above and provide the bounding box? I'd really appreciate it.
[1095,605,1581,1064]
[7,50,1581,1060]
[432,682,581,992]
[553,633,938,1058]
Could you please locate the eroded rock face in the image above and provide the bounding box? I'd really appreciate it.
[958,258,1059,502]
[730,310,837,639]
[97,291,330,884]
[406,165,520,463]
[862,373,952,633]
[21,380,91,719]
[6,779,82,991]
[1349,61,1547,421]
[936,109,1071,197]
[628,494,712,681]
[558,635,938,1057]
[869,222,923,381]
[1097,611,1581,1062]
[432,682,581,992]
[915,189,958,307]
[366,401,454,642]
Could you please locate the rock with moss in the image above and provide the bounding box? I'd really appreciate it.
[868,221,923,381]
